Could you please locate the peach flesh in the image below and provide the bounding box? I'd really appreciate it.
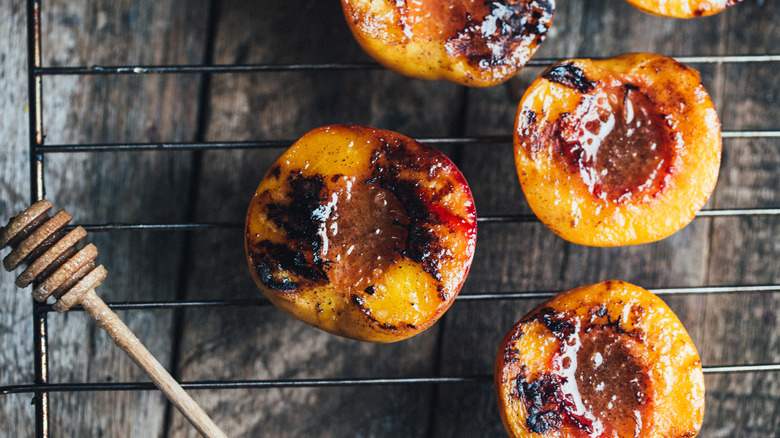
[513,54,722,246]
[320,177,409,293]
[517,312,651,436]
[402,1,485,40]
[570,327,651,437]
[496,280,705,437]
[245,125,477,342]
[554,79,673,205]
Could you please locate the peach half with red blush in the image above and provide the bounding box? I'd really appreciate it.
[341,0,555,87]
[495,280,705,438]
[514,53,721,246]
[245,125,477,343]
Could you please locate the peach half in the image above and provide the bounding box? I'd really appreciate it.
[495,280,705,438]
[245,125,477,343]
[341,0,555,87]
[626,0,743,18]
[514,53,721,246]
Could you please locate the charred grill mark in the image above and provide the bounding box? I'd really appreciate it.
[622,83,639,106]
[623,83,640,92]
[543,62,597,93]
[252,172,335,289]
[528,410,562,434]
[266,173,324,239]
[249,240,328,291]
[533,301,643,340]
[446,0,554,69]
[585,306,625,333]
[524,307,575,340]
[541,310,574,336]
[525,108,537,126]
[395,179,445,281]
[266,173,326,263]
[268,164,282,179]
[249,251,296,291]
[516,373,592,434]
[368,137,451,284]
[502,329,526,364]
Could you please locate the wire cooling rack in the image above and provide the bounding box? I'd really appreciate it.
[3,0,779,436]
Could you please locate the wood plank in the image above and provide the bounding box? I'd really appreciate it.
[432,1,770,436]
[0,0,210,436]
[169,1,466,436]
[701,1,780,433]
[0,3,36,436]
[2,0,777,437]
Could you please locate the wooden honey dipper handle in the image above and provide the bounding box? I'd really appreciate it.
[80,289,227,438]
[1,201,227,438]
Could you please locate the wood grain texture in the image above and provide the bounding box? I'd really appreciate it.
[3,0,210,437]
[1,1,39,436]
[167,1,463,436]
[1,0,777,437]
[432,2,724,435]
[701,1,780,434]
[40,0,211,431]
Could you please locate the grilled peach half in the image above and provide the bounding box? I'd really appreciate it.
[341,0,555,87]
[495,280,705,438]
[514,53,721,246]
[626,0,743,18]
[245,125,477,343]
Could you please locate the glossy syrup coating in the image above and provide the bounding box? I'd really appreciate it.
[245,125,477,343]
[514,53,721,246]
[495,280,705,438]
[341,0,555,87]
[625,0,743,18]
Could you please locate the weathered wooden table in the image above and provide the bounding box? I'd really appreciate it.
[1,0,778,436]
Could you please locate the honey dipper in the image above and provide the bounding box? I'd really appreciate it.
[1,200,227,438]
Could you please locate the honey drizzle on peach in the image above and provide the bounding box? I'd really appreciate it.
[496,280,705,437]
[319,175,408,294]
[246,125,477,342]
[528,63,676,205]
[248,131,468,298]
[511,304,653,437]
[441,0,555,69]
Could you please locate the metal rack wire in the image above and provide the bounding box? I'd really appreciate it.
[3,0,779,436]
